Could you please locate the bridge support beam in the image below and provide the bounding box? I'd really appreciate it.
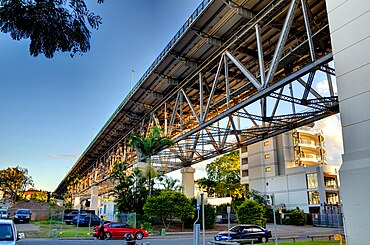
[73,196,80,209]
[181,166,195,198]
[326,0,370,244]
[90,185,99,212]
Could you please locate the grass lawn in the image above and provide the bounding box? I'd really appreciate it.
[273,241,345,245]
[23,220,94,238]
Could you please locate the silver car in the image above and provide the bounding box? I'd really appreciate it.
[0,219,22,244]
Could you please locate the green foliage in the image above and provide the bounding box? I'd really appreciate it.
[64,201,72,209]
[288,209,307,226]
[129,126,174,196]
[157,175,182,191]
[237,199,267,227]
[143,191,194,229]
[248,189,268,208]
[110,162,148,214]
[0,0,104,58]
[129,126,174,162]
[202,205,217,229]
[0,166,34,203]
[184,198,216,229]
[215,198,244,214]
[197,151,244,198]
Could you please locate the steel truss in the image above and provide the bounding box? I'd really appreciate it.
[59,0,337,195]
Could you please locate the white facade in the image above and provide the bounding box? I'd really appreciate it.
[240,125,340,213]
[325,0,370,243]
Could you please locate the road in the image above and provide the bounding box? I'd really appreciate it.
[17,223,344,244]
[19,236,214,245]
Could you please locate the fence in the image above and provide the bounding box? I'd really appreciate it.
[312,213,343,228]
[115,213,137,228]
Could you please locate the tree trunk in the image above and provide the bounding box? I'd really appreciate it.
[148,159,152,196]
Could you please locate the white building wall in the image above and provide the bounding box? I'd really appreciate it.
[326,0,370,243]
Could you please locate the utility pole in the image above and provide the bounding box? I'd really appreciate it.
[201,193,205,245]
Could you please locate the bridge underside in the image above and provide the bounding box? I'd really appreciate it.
[55,0,338,196]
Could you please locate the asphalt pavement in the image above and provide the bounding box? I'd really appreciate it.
[16,223,344,244]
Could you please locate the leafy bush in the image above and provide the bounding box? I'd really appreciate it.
[184,198,216,229]
[202,205,217,229]
[288,209,306,226]
[143,191,194,229]
[236,200,266,227]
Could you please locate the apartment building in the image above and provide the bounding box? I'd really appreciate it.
[240,123,340,213]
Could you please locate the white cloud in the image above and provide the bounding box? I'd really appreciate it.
[47,153,80,159]
[314,115,344,166]
[315,79,338,95]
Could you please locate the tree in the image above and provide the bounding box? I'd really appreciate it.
[197,150,244,198]
[236,199,267,227]
[157,175,182,192]
[127,168,148,214]
[64,173,79,207]
[248,189,269,208]
[0,166,34,203]
[143,190,194,229]
[129,126,174,196]
[0,0,104,58]
[110,161,148,214]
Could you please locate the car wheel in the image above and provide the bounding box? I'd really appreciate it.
[135,232,144,240]
[260,236,268,243]
[105,232,112,240]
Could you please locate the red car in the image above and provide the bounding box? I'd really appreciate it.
[93,222,149,240]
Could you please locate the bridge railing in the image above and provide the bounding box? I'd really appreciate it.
[122,0,213,107]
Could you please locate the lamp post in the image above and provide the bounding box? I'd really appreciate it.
[130,69,136,90]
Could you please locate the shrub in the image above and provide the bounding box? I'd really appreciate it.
[288,209,306,226]
[236,200,266,227]
[184,198,216,229]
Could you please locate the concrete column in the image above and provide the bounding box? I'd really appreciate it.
[90,185,99,212]
[181,166,195,198]
[326,0,370,244]
[73,196,80,208]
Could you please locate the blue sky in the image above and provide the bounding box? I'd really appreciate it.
[0,0,205,191]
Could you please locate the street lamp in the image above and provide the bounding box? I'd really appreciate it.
[130,69,136,90]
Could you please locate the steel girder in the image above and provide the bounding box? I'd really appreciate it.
[55,0,337,195]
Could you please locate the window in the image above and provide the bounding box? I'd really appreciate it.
[308,191,320,204]
[242,170,249,177]
[265,167,271,172]
[242,158,248,165]
[306,173,318,189]
[264,154,270,159]
[324,177,337,188]
[326,193,339,204]
[0,224,14,241]
[264,141,270,146]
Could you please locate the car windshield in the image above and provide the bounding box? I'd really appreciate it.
[0,224,14,241]
[16,210,29,214]
[0,210,6,214]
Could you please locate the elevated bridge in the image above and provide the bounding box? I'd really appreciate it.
[55,0,337,197]
[55,1,370,242]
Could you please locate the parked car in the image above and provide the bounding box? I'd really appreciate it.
[0,219,23,244]
[93,222,149,240]
[72,213,100,227]
[214,224,272,243]
[63,211,86,225]
[0,209,8,219]
[13,209,31,224]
